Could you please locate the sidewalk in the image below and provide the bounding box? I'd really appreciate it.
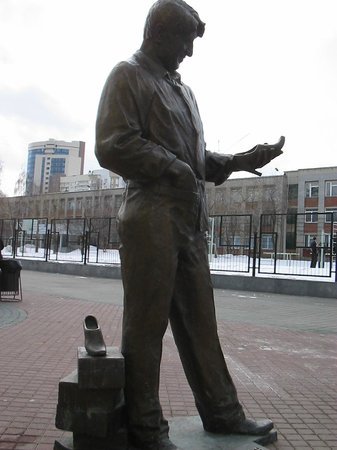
[0,271,336,449]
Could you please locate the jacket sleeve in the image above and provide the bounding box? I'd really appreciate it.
[205,151,234,186]
[95,62,176,182]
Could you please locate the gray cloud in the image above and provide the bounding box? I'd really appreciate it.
[0,86,82,131]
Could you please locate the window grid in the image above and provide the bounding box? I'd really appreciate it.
[305,181,319,198]
[305,208,318,223]
[325,180,337,197]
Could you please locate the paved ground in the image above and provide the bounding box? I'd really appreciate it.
[0,270,336,449]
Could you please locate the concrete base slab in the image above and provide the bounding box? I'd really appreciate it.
[169,416,277,449]
[55,416,277,449]
[54,438,73,450]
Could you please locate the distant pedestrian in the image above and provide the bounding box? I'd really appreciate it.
[310,236,318,268]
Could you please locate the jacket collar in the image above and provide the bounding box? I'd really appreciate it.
[133,50,182,84]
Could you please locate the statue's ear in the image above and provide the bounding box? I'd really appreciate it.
[151,22,166,44]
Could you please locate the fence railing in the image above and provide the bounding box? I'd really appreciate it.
[258,212,336,278]
[1,214,336,281]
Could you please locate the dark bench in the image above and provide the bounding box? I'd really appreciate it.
[0,259,22,302]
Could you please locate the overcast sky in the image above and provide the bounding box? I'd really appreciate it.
[0,0,336,196]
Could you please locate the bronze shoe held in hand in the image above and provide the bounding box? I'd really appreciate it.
[232,135,285,176]
[83,315,107,356]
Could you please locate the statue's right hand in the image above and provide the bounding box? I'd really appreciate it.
[166,159,197,190]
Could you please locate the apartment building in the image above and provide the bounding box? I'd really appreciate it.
[1,167,336,242]
[26,139,85,195]
[285,166,337,248]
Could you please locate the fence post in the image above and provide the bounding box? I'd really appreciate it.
[252,232,257,277]
[45,230,50,262]
[13,226,18,259]
[84,231,89,265]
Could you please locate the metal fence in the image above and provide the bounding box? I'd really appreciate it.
[208,215,253,273]
[1,214,336,281]
[86,217,120,265]
[258,212,336,278]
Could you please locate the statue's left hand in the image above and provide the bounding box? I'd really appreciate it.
[233,136,285,176]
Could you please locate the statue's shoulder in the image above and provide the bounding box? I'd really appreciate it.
[107,53,149,85]
[109,58,137,79]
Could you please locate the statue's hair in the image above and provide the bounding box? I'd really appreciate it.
[143,0,205,40]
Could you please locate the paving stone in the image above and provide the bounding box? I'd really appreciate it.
[1,271,337,449]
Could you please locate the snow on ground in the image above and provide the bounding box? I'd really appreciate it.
[2,245,336,282]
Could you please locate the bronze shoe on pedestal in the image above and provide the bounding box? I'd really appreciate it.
[83,315,107,356]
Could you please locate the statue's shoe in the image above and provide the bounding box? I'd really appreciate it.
[83,315,106,356]
[206,418,274,436]
[227,418,274,435]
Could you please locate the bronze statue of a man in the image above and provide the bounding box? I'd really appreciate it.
[95,1,284,448]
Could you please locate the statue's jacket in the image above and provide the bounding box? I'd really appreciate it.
[95,50,233,232]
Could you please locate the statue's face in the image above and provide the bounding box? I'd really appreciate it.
[158,29,197,72]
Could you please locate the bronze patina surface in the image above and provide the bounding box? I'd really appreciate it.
[95,1,284,448]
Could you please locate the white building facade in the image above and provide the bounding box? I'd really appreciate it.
[60,169,125,193]
[60,174,102,193]
[91,169,125,189]
[26,139,85,195]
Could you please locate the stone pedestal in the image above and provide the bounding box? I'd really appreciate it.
[55,415,277,450]
[169,415,277,449]
[77,347,124,390]
[54,347,127,450]
[54,348,278,449]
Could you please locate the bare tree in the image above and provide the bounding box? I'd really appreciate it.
[0,160,6,198]
[14,169,27,196]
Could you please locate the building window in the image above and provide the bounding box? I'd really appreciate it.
[286,209,297,224]
[323,234,331,247]
[50,158,66,174]
[114,195,123,215]
[305,234,330,248]
[215,189,226,204]
[304,234,316,247]
[261,234,274,250]
[230,187,242,203]
[288,184,298,200]
[104,195,113,209]
[246,187,257,202]
[67,199,74,211]
[305,181,318,198]
[325,208,337,223]
[325,180,337,197]
[85,198,92,209]
[305,208,318,223]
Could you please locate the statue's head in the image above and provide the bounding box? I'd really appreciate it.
[143,0,205,72]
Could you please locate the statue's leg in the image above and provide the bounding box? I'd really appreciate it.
[169,231,246,431]
[118,189,178,448]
